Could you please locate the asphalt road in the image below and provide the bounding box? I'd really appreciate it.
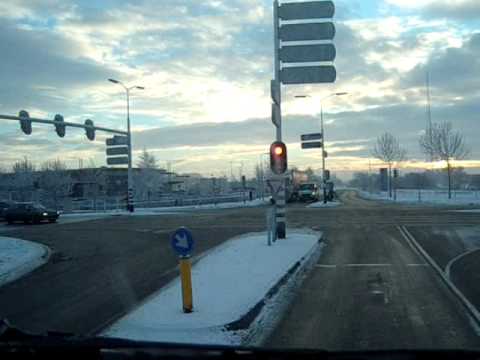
[267,191,480,350]
[0,191,479,351]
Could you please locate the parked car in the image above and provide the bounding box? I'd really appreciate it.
[5,203,60,224]
[0,201,15,220]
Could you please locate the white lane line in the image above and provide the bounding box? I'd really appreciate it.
[398,225,480,327]
[406,263,428,267]
[445,248,480,280]
[344,263,391,267]
[315,264,337,268]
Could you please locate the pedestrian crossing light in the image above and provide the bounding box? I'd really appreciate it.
[270,141,287,175]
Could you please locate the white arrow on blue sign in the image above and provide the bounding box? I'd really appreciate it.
[171,227,194,257]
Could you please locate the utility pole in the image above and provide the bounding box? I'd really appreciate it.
[108,79,144,213]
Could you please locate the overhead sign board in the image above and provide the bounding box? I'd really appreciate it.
[280,44,336,63]
[301,133,323,141]
[279,23,335,42]
[171,227,194,257]
[281,66,336,85]
[106,146,129,156]
[278,1,335,20]
[301,141,323,149]
[107,156,129,165]
[106,135,128,146]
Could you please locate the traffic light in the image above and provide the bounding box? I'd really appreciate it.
[54,114,66,137]
[324,170,331,181]
[270,141,287,175]
[85,119,95,141]
[19,110,32,135]
[393,169,399,178]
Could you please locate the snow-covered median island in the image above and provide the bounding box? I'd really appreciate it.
[0,236,50,287]
[103,230,322,345]
[307,201,341,208]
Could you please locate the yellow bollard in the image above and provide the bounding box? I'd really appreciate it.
[179,256,193,313]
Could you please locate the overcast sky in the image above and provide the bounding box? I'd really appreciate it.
[0,0,479,178]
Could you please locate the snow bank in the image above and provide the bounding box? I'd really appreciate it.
[357,189,480,206]
[307,201,341,208]
[64,199,268,218]
[0,236,50,287]
[103,230,321,345]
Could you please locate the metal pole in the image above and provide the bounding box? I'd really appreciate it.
[274,0,282,142]
[126,88,134,213]
[273,0,286,239]
[321,104,327,204]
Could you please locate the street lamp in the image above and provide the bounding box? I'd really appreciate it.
[295,92,348,203]
[108,78,145,212]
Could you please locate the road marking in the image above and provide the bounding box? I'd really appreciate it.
[398,225,480,327]
[406,263,428,267]
[315,264,337,268]
[445,248,480,280]
[344,263,391,267]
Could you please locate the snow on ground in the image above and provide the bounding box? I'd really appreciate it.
[357,189,480,206]
[307,201,341,208]
[0,236,50,287]
[103,230,321,345]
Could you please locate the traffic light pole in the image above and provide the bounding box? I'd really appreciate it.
[273,0,286,239]
[126,88,134,213]
[0,114,128,136]
[321,105,327,204]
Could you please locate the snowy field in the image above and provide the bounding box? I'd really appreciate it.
[357,189,480,206]
[103,230,321,345]
[0,236,50,287]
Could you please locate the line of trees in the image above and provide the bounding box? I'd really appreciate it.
[371,120,469,199]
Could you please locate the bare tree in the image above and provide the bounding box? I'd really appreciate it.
[10,157,36,202]
[137,148,158,169]
[420,121,469,199]
[39,160,72,210]
[372,132,407,197]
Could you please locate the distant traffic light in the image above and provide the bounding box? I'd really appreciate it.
[324,170,331,181]
[19,110,32,135]
[54,114,66,137]
[270,141,287,175]
[85,119,95,141]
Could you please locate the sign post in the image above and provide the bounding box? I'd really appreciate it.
[171,227,195,313]
[270,0,336,233]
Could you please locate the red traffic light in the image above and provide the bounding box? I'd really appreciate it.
[270,141,287,175]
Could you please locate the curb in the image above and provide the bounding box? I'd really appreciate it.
[0,240,51,288]
[225,232,325,344]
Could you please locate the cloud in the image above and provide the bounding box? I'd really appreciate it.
[385,0,480,20]
[0,19,121,114]
[403,33,480,98]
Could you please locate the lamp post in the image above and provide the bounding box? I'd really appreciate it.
[295,92,347,203]
[108,78,144,212]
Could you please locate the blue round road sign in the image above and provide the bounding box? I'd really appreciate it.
[171,227,194,257]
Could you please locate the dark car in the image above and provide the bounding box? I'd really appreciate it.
[5,203,60,225]
[0,201,15,220]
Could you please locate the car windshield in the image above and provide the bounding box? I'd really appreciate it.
[0,0,479,353]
